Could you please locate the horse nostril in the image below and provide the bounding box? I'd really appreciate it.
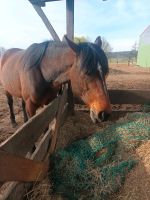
[98,111,104,121]
[98,111,110,122]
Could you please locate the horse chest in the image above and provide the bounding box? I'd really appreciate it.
[38,87,58,106]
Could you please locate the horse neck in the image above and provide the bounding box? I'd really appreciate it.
[40,46,74,82]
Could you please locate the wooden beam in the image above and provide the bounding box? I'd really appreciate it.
[29,0,45,6]
[0,98,59,157]
[109,89,150,104]
[48,85,68,155]
[32,5,60,41]
[67,81,74,115]
[66,0,74,40]
[0,151,48,182]
[45,0,62,1]
[29,0,62,7]
[0,129,52,200]
[74,89,150,105]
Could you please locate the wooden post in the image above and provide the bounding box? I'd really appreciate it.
[67,81,74,115]
[32,5,60,41]
[66,0,74,40]
[66,0,74,113]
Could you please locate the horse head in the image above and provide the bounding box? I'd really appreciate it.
[54,36,111,123]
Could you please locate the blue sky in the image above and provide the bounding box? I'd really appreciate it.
[0,0,150,51]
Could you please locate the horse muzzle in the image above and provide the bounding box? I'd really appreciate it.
[90,109,110,123]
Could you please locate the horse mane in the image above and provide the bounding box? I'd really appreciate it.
[77,42,109,76]
[21,40,109,77]
[90,43,109,76]
[22,41,50,70]
[22,40,69,70]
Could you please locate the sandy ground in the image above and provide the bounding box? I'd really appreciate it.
[107,63,150,90]
[0,63,150,199]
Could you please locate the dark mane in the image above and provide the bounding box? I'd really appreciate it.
[78,42,109,76]
[22,41,50,70]
[91,43,109,76]
[22,39,108,77]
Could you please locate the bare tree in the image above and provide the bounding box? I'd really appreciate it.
[101,37,113,53]
[129,42,138,64]
[74,36,91,43]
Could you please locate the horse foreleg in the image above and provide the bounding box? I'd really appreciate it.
[25,99,38,118]
[22,99,28,122]
[5,91,17,127]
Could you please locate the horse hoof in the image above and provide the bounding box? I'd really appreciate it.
[24,118,28,123]
[12,122,18,128]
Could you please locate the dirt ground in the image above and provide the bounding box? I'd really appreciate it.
[107,63,150,89]
[0,63,150,200]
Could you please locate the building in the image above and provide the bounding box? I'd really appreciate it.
[137,25,150,68]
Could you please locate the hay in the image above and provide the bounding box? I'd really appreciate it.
[55,111,112,150]
[51,112,150,200]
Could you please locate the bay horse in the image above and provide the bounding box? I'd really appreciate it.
[0,36,111,127]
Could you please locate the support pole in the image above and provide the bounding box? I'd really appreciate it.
[66,0,74,113]
[66,0,74,40]
[32,5,60,41]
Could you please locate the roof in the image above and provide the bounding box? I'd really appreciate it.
[29,0,62,7]
[29,0,107,7]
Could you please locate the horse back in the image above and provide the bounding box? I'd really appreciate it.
[0,48,24,97]
[1,48,22,68]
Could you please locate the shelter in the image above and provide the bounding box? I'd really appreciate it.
[137,25,150,68]
[28,0,106,41]
[28,0,74,41]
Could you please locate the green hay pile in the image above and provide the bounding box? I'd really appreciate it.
[51,113,150,200]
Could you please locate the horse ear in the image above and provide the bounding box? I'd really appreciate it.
[94,36,102,47]
[64,35,80,54]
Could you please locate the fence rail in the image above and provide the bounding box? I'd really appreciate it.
[0,83,71,200]
[74,89,150,105]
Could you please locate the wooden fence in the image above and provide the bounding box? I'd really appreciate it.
[74,89,150,105]
[0,86,150,200]
[0,83,72,200]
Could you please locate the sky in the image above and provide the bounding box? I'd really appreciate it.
[0,0,150,51]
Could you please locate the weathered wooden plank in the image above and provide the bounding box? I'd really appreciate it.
[0,182,18,200]
[48,85,68,155]
[29,0,62,7]
[32,5,60,41]
[66,0,74,40]
[31,129,51,161]
[74,89,150,105]
[0,127,52,200]
[67,81,74,115]
[109,89,150,104]
[0,85,69,199]
[0,151,48,182]
[0,86,68,200]
[0,98,59,157]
